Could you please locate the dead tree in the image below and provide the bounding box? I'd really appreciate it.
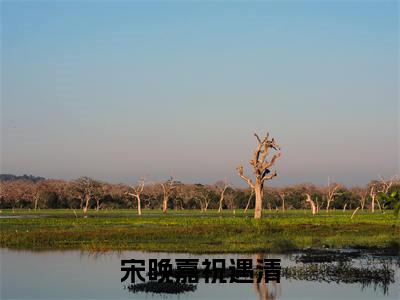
[354,187,368,211]
[217,179,229,213]
[379,175,397,194]
[325,179,340,212]
[315,197,321,214]
[198,194,211,212]
[161,177,176,213]
[369,183,383,213]
[305,193,317,215]
[244,190,255,213]
[351,207,360,219]
[194,184,213,212]
[237,132,281,219]
[127,177,145,216]
[370,185,377,213]
[368,176,397,213]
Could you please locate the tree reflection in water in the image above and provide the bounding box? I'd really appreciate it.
[284,251,397,295]
[122,252,397,298]
[253,253,281,300]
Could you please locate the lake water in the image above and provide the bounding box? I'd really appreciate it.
[1,249,399,299]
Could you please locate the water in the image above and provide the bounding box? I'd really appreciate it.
[1,249,399,299]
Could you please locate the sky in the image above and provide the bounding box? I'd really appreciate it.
[1,0,399,187]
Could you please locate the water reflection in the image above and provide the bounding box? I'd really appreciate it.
[125,282,197,294]
[252,253,281,300]
[253,280,281,300]
[119,251,397,298]
[285,250,397,295]
[1,249,399,299]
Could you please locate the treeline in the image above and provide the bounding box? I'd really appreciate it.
[0,175,399,212]
[0,174,45,183]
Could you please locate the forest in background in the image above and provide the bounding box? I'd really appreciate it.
[1,173,399,213]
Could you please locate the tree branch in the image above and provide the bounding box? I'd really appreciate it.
[262,170,277,182]
[236,166,255,188]
[262,152,282,170]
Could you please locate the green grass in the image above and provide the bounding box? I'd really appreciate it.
[0,209,399,253]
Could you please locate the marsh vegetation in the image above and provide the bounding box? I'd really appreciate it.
[1,209,398,253]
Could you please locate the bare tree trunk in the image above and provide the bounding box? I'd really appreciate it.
[161,177,175,214]
[204,200,210,212]
[254,182,263,219]
[83,194,90,218]
[306,194,316,215]
[358,189,368,211]
[136,195,142,216]
[218,197,223,213]
[376,196,382,211]
[371,189,375,213]
[343,203,347,212]
[96,199,100,212]
[372,196,375,212]
[162,195,168,213]
[369,185,377,213]
[351,207,360,219]
[218,182,229,213]
[244,190,254,213]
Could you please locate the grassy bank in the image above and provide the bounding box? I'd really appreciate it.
[0,209,399,253]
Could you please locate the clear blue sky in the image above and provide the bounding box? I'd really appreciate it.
[1,1,398,186]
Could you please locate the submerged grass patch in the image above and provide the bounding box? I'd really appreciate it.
[0,209,399,253]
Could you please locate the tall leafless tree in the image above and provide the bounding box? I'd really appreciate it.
[352,187,368,211]
[315,196,322,213]
[305,193,317,215]
[217,179,229,213]
[369,184,378,213]
[325,178,340,212]
[237,132,281,219]
[161,177,176,213]
[368,176,398,213]
[194,184,214,212]
[127,177,145,216]
[379,175,397,194]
